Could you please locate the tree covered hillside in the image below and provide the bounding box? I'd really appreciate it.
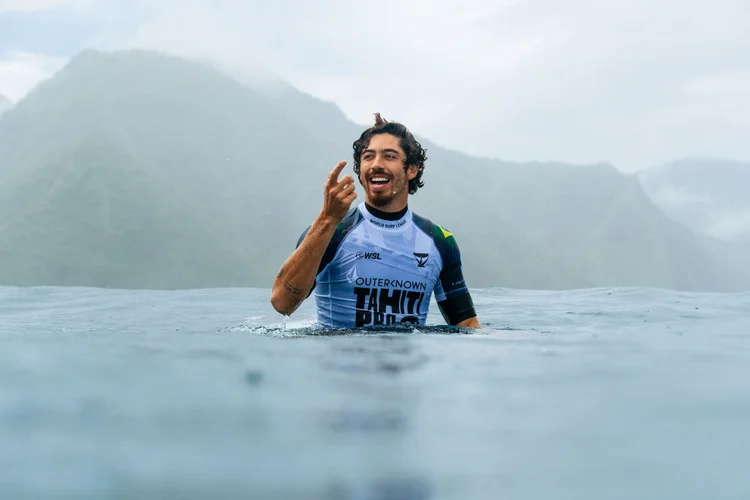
[0,50,746,292]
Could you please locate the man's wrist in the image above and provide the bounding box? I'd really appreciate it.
[315,212,340,230]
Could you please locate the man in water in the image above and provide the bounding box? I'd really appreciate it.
[270,113,481,329]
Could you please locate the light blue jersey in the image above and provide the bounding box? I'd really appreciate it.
[297,202,475,329]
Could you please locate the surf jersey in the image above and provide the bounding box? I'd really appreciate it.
[296,202,476,329]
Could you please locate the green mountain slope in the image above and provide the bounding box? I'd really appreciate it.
[0,136,261,288]
[414,153,748,291]
[0,49,746,291]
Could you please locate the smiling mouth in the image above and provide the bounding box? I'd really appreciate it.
[369,175,390,186]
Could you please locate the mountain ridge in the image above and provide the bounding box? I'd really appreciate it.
[0,93,10,117]
[0,49,747,292]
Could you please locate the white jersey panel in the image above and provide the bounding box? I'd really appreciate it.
[313,203,443,328]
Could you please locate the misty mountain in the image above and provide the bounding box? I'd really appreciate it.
[0,93,10,115]
[639,159,750,241]
[0,139,262,288]
[0,49,747,292]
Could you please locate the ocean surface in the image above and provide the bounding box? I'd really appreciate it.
[1,285,749,500]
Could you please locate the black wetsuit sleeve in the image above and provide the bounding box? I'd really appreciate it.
[411,215,477,325]
[437,280,476,326]
[434,231,476,325]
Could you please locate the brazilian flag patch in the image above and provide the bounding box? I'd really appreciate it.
[433,224,456,247]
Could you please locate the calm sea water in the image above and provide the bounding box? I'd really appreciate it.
[1,285,749,500]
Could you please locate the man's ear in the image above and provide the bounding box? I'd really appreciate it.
[406,164,418,180]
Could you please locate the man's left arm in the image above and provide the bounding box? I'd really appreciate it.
[436,292,481,328]
[434,230,481,328]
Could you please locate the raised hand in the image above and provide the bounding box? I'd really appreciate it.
[322,160,357,222]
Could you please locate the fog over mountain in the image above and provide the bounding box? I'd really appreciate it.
[639,159,750,241]
[0,93,11,115]
[2,0,748,173]
[0,50,747,292]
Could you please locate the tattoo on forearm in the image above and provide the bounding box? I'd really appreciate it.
[284,280,304,297]
[276,265,285,279]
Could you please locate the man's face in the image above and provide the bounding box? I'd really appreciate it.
[358,133,417,210]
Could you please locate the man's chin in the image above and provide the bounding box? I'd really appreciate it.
[367,194,393,207]
[366,185,409,209]
[369,197,392,208]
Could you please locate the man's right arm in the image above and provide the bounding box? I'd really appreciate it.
[270,213,339,315]
[270,160,357,316]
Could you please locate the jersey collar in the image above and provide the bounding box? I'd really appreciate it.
[359,202,411,229]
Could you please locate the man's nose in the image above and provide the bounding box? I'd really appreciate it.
[372,153,386,167]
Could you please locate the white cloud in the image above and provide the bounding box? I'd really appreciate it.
[0,0,93,13]
[708,210,750,240]
[419,0,750,169]
[0,51,67,101]
[649,185,714,208]
[1,0,749,170]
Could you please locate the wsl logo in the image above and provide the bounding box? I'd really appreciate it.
[413,252,429,267]
[356,252,382,260]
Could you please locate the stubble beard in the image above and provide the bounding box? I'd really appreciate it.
[369,177,408,208]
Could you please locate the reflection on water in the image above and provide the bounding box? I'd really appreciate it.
[321,335,431,375]
[325,475,434,500]
[327,409,407,434]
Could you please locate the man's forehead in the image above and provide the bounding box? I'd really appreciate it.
[365,134,403,152]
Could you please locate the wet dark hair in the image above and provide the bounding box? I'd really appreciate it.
[352,113,428,195]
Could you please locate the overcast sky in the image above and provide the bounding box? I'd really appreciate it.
[1,0,748,171]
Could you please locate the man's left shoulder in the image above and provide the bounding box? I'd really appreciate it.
[412,212,459,248]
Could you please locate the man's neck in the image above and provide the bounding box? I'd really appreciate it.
[364,202,408,221]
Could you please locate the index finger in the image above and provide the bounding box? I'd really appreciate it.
[327,160,347,187]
